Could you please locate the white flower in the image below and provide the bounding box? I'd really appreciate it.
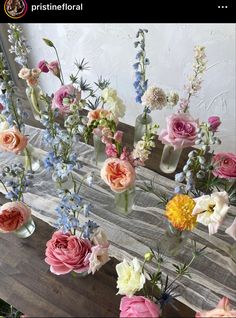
[142,86,167,110]
[18,67,30,80]
[0,121,9,132]
[102,88,126,119]
[101,87,118,102]
[192,191,230,235]
[166,91,179,107]
[88,245,110,275]
[116,258,146,296]
[225,218,236,241]
[91,228,109,247]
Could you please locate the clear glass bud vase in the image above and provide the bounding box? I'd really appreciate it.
[14,217,36,239]
[161,223,188,257]
[52,172,74,190]
[134,113,152,145]
[23,144,42,172]
[159,144,182,174]
[114,186,136,214]
[26,85,45,121]
[93,134,106,167]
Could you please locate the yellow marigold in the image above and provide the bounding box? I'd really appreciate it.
[165,194,197,231]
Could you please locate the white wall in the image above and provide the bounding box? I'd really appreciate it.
[22,23,236,152]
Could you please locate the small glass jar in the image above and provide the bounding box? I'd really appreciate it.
[114,186,136,214]
[23,144,41,172]
[161,223,188,257]
[93,134,106,167]
[159,144,183,174]
[52,172,74,190]
[14,217,36,239]
[26,85,45,121]
[134,112,152,145]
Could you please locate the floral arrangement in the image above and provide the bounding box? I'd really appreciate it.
[116,243,206,317]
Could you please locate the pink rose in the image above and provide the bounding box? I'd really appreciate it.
[0,102,4,112]
[45,231,92,275]
[0,127,28,154]
[114,131,123,143]
[37,60,49,73]
[101,158,136,193]
[225,218,236,240]
[0,202,31,233]
[212,153,236,179]
[48,61,60,77]
[208,116,221,132]
[87,245,110,274]
[52,84,81,115]
[196,297,236,317]
[120,296,160,318]
[105,143,118,158]
[159,113,199,150]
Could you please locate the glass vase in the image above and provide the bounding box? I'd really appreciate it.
[52,172,74,190]
[23,144,42,172]
[114,186,136,214]
[93,134,106,168]
[161,223,188,257]
[159,144,183,174]
[26,85,45,121]
[134,112,152,146]
[14,217,36,239]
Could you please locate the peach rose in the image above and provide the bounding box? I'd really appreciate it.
[0,202,31,233]
[87,108,112,125]
[0,127,28,154]
[196,297,236,317]
[101,158,136,193]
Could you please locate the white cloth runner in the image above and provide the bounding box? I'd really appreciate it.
[0,125,235,312]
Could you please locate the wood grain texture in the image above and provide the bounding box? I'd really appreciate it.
[0,123,235,316]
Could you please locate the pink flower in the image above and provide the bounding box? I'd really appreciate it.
[114,131,123,143]
[91,228,109,247]
[0,127,28,154]
[159,113,199,150]
[52,84,81,115]
[48,61,60,77]
[212,153,236,179]
[0,202,31,233]
[88,245,110,274]
[195,297,236,317]
[37,60,49,73]
[225,218,236,240]
[87,108,112,125]
[45,231,92,275]
[105,143,118,158]
[0,102,4,112]
[101,127,113,144]
[208,116,221,132]
[101,158,136,193]
[120,296,160,318]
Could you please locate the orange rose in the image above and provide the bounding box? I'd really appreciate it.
[87,108,112,125]
[101,158,136,193]
[0,127,28,154]
[0,202,31,233]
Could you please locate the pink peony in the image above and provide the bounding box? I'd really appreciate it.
[195,297,236,317]
[208,116,221,132]
[45,231,92,275]
[0,127,28,154]
[48,61,60,77]
[37,60,49,73]
[105,143,118,158]
[52,84,81,115]
[87,245,110,274]
[212,153,236,179]
[159,113,199,150]
[0,202,31,233]
[120,296,160,318]
[101,158,136,193]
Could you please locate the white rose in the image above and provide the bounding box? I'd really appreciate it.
[116,258,146,296]
[0,121,9,132]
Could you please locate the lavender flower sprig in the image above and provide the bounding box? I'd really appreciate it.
[133,29,149,106]
[179,46,207,113]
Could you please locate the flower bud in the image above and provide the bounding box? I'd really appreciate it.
[144,252,154,262]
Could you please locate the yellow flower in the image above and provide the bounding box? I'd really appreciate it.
[165,194,197,231]
[116,258,145,296]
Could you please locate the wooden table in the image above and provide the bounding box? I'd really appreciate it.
[0,120,235,317]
